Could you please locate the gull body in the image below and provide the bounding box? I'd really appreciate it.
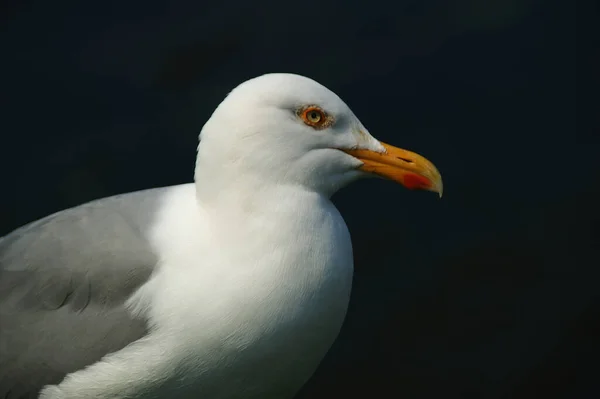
[0,73,442,398]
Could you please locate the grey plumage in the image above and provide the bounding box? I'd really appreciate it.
[0,188,168,398]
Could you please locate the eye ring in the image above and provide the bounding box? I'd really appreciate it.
[298,106,331,129]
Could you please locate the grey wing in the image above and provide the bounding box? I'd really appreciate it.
[0,187,169,398]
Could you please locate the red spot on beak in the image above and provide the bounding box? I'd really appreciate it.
[403,173,432,190]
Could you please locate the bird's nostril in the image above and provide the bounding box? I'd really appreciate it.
[397,157,414,164]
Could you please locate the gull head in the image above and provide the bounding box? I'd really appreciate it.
[195,73,442,198]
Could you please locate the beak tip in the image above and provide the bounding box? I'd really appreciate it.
[427,177,443,198]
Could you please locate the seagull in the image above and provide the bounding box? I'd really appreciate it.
[0,73,442,399]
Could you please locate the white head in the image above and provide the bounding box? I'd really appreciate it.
[195,73,442,202]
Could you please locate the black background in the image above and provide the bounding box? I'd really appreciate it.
[1,1,593,398]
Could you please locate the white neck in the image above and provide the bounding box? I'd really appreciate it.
[142,175,355,397]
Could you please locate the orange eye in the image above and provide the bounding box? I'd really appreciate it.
[299,107,329,128]
[306,109,322,124]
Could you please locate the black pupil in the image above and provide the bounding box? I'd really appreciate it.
[310,112,319,120]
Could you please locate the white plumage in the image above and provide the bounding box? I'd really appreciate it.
[0,73,442,399]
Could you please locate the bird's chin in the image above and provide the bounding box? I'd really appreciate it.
[318,169,366,198]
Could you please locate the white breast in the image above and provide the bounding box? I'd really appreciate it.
[134,183,354,398]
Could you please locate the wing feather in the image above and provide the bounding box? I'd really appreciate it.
[0,188,168,398]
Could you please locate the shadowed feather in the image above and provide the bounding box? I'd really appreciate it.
[0,188,167,398]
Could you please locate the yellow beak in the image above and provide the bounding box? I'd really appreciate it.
[343,142,443,197]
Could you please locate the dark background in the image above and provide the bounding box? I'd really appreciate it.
[1,0,592,398]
